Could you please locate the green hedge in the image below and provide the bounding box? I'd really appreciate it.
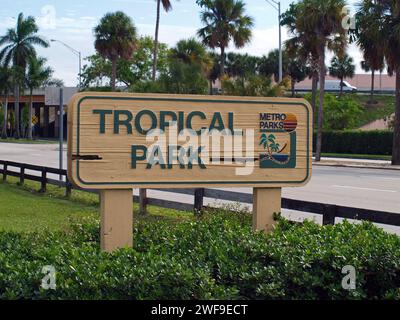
[313,130,393,155]
[1,211,400,300]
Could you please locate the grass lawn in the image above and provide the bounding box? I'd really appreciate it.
[297,92,395,127]
[350,94,395,127]
[0,177,192,233]
[321,153,392,161]
[0,181,97,232]
[0,138,58,144]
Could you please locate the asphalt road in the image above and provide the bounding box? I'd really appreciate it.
[1,142,399,214]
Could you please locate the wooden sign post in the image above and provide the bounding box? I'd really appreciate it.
[100,189,133,252]
[253,188,282,233]
[67,93,312,252]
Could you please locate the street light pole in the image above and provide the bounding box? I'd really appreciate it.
[51,39,82,88]
[266,0,283,83]
[278,1,282,83]
[59,87,64,181]
[50,40,81,181]
[78,51,82,88]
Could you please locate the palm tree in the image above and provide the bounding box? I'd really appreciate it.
[25,56,61,139]
[356,0,386,103]
[372,0,400,165]
[170,38,212,70]
[360,60,371,84]
[282,32,309,97]
[94,11,137,91]
[0,66,13,139]
[329,54,356,96]
[170,38,213,87]
[260,133,280,158]
[0,12,49,139]
[361,60,384,102]
[258,49,288,83]
[294,0,348,161]
[260,133,272,158]
[152,0,178,81]
[207,52,221,94]
[287,56,308,97]
[282,3,320,114]
[197,0,254,77]
[226,53,260,83]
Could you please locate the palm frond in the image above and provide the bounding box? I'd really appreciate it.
[161,0,173,12]
[24,36,49,48]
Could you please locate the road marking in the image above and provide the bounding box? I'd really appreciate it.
[332,185,397,193]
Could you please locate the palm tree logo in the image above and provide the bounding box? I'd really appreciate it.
[259,113,297,168]
[259,133,280,159]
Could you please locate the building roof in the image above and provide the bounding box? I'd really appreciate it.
[296,74,396,91]
[6,87,79,106]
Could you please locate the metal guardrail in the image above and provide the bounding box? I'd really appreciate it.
[1,159,400,227]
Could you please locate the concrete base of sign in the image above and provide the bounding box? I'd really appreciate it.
[252,188,282,233]
[100,189,133,252]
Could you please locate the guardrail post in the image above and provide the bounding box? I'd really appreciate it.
[2,162,7,182]
[40,169,47,193]
[19,164,25,185]
[139,188,147,215]
[194,188,205,214]
[65,177,72,198]
[322,204,337,225]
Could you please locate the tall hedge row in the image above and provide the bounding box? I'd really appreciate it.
[313,130,393,155]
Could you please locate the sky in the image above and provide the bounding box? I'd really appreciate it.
[0,0,362,86]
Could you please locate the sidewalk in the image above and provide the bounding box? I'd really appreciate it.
[313,157,400,170]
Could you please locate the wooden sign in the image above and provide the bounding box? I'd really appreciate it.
[67,92,313,252]
[67,92,312,189]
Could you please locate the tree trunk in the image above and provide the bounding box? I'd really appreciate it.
[339,77,343,97]
[209,80,213,95]
[291,79,295,97]
[371,69,375,102]
[311,72,318,121]
[392,67,400,165]
[315,44,326,162]
[1,95,8,139]
[111,59,117,91]
[28,88,33,140]
[219,46,225,78]
[14,85,20,139]
[152,0,161,82]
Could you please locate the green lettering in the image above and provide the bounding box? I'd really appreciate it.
[114,110,133,134]
[160,111,177,132]
[147,145,166,169]
[93,109,112,134]
[210,112,225,131]
[178,111,184,133]
[135,110,157,135]
[131,145,147,169]
[186,111,206,134]
[228,112,234,133]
